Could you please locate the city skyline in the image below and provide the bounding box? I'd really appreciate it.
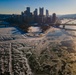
[0,0,76,15]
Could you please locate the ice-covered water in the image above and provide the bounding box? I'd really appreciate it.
[0,20,76,75]
[0,27,25,35]
[60,19,76,29]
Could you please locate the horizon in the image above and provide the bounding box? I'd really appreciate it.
[0,0,76,15]
[1,12,76,15]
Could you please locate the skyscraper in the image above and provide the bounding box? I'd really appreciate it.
[52,13,57,23]
[21,12,24,16]
[26,7,31,17]
[34,9,38,16]
[39,7,44,16]
[26,7,30,13]
[46,9,49,17]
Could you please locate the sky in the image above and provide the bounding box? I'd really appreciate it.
[0,0,76,15]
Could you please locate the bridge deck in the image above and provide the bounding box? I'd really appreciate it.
[49,23,76,26]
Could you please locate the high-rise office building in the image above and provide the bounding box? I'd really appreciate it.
[39,7,44,16]
[46,9,49,17]
[26,7,30,13]
[52,13,57,23]
[34,9,38,16]
[26,7,31,17]
[21,12,24,16]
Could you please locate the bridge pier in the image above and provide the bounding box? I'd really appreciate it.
[63,25,65,29]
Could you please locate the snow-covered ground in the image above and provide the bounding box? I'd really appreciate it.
[0,24,75,47]
[0,27,24,35]
[28,26,42,32]
[0,26,75,42]
[0,26,53,42]
[0,24,76,75]
[0,27,26,41]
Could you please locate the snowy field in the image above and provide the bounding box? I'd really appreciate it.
[0,26,75,42]
[0,27,27,41]
[0,26,53,42]
[0,24,76,75]
[0,27,24,35]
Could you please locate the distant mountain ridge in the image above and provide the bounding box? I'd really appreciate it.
[58,14,76,19]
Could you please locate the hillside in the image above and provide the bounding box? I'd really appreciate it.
[58,14,76,19]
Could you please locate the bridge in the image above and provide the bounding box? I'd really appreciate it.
[50,23,76,26]
[0,19,76,30]
[49,19,76,29]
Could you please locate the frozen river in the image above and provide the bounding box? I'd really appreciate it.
[0,21,76,42]
[60,19,76,30]
[0,27,26,41]
[0,20,76,75]
[0,27,25,35]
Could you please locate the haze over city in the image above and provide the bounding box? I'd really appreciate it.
[0,0,76,15]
